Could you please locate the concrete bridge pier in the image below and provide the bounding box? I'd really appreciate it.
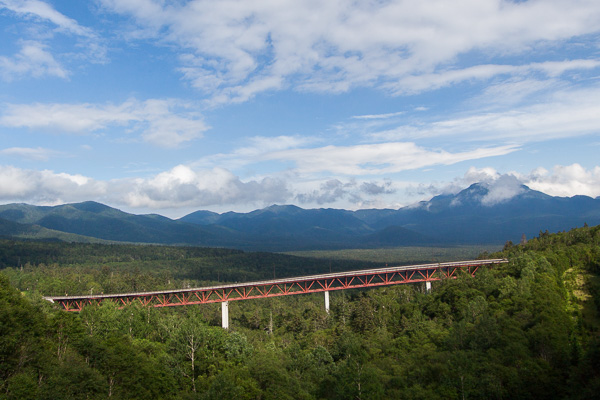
[324,291,330,313]
[425,281,432,292]
[222,301,229,329]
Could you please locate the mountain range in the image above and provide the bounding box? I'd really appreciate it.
[1,181,599,251]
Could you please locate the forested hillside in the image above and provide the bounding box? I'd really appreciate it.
[1,226,600,399]
[0,240,381,296]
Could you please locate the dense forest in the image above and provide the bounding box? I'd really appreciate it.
[1,225,600,399]
[0,240,386,296]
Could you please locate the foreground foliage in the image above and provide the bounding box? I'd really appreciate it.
[1,225,600,399]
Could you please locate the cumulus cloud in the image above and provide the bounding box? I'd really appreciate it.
[446,164,600,202]
[0,164,291,211]
[522,164,600,198]
[124,165,290,209]
[403,167,521,207]
[435,167,526,206]
[296,179,354,205]
[0,165,106,204]
[480,174,525,206]
[96,0,600,102]
[2,162,599,214]
[294,178,398,207]
[424,164,600,207]
[472,165,600,205]
[0,99,208,147]
[360,180,395,196]
[0,163,403,212]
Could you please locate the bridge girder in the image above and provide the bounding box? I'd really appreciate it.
[45,259,507,312]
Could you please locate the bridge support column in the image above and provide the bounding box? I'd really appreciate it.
[324,291,330,313]
[425,281,432,292]
[222,301,229,329]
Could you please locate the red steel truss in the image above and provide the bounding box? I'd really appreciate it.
[45,259,507,311]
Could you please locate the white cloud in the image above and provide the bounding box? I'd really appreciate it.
[462,166,500,185]
[352,111,404,120]
[476,164,600,203]
[444,173,526,207]
[295,178,397,207]
[1,0,94,37]
[470,77,559,108]
[0,164,401,213]
[480,174,525,206]
[0,0,108,78]
[266,142,518,175]
[97,0,600,102]
[0,146,59,161]
[405,166,501,202]
[2,163,599,214]
[1,101,131,132]
[0,165,106,203]
[244,135,316,155]
[193,134,519,181]
[370,84,600,143]
[192,135,318,170]
[0,40,68,81]
[386,60,600,95]
[123,165,291,209]
[361,180,395,196]
[424,164,600,207]
[193,135,518,178]
[296,179,355,205]
[0,99,208,147]
[521,164,600,198]
[0,164,291,212]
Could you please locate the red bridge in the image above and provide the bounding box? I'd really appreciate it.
[45,259,507,328]
[44,258,508,328]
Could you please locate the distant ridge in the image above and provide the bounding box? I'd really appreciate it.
[0,201,234,246]
[0,215,112,243]
[1,182,599,251]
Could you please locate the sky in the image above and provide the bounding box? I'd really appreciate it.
[0,0,599,218]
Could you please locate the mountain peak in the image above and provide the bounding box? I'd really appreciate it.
[70,201,117,213]
[450,176,532,207]
[262,204,303,214]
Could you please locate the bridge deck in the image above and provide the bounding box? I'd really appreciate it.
[44,258,508,311]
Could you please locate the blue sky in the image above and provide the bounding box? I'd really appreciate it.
[1,0,599,218]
